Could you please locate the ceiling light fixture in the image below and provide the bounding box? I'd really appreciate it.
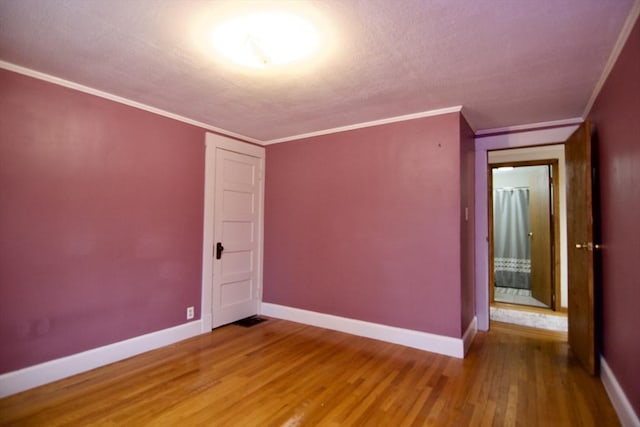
[212,12,320,69]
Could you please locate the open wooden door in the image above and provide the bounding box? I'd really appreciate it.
[565,121,597,374]
[529,166,553,307]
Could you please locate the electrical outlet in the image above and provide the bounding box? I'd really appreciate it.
[186,306,195,320]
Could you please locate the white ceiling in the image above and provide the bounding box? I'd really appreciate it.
[0,0,636,143]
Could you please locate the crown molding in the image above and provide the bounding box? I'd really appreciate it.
[475,117,584,137]
[0,63,464,146]
[582,0,640,117]
[263,106,464,145]
[459,107,477,132]
[0,60,262,145]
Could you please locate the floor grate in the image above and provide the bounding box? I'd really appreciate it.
[233,316,268,327]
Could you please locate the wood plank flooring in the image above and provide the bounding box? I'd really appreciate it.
[0,319,619,426]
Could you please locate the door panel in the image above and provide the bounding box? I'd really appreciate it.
[212,148,262,328]
[221,279,253,304]
[222,221,254,243]
[222,251,253,275]
[223,190,254,216]
[529,166,553,307]
[565,121,596,374]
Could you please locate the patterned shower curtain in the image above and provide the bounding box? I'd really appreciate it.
[493,188,531,289]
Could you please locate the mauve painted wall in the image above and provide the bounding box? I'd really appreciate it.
[0,69,205,373]
[587,18,640,416]
[460,117,475,331]
[264,113,466,338]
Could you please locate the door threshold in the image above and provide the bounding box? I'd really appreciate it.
[491,301,565,316]
[490,304,568,332]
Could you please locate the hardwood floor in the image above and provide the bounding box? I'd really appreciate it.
[0,319,619,426]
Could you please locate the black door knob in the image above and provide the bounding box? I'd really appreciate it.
[216,242,224,260]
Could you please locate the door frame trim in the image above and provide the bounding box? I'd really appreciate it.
[201,133,265,332]
[474,125,579,330]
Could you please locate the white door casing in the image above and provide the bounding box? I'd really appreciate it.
[201,133,265,331]
[474,125,579,331]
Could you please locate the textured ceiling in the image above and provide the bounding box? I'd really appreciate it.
[0,0,635,143]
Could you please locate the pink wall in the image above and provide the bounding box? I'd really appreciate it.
[0,69,205,373]
[264,113,470,338]
[459,117,475,331]
[587,18,640,416]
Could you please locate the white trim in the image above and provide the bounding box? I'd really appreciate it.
[0,320,203,398]
[207,132,266,157]
[0,60,262,145]
[462,317,478,355]
[474,125,579,331]
[600,356,640,427]
[201,133,265,332]
[459,107,478,132]
[583,1,640,118]
[263,106,464,145]
[0,61,464,146]
[260,303,466,358]
[476,125,580,150]
[475,117,584,136]
[474,147,490,331]
[201,138,216,333]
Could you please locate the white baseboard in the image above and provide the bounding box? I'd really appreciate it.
[0,320,203,398]
[201,312,213,333]
[600,356,640,427]
[462,317,478,356]
[260,303,471,358]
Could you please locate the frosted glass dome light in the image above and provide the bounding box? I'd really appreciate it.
[212,12,320,68]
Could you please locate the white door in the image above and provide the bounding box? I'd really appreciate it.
[202,134,264,330]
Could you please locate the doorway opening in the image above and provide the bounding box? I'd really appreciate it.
[489,161,560,309]
[487,151,568,332]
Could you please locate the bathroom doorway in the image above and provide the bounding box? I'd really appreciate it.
[489,160,561,311]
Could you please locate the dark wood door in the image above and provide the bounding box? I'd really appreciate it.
[529,166,553,307]
[565,121,597,374]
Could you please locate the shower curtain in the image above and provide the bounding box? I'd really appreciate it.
[493,188,531,289]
